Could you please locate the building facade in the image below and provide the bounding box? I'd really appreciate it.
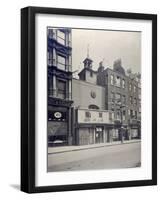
[47,28,141,146]
[97,59,141,140]
[47,28,73,146]
[72,56,115,145]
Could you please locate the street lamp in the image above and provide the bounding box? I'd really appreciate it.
[116,100,127,143]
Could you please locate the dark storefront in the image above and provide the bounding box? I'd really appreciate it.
[48,98,73,146]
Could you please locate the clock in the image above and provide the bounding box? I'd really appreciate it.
[91,91,96,98]
[54,112,62,119]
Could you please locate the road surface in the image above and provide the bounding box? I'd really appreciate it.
[48,142,141,172]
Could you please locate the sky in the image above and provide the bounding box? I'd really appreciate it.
[71,28,141,76]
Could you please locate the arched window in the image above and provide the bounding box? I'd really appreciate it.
[88,105,99,110]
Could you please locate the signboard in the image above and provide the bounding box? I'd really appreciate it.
[48,111,67,121]
[77,109,114,124]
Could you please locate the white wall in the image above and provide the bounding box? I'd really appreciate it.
[0,0,160,200]
[72,79,105,109]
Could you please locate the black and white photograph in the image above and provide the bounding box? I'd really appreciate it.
[47,27,141,172]
[20,6,157,193]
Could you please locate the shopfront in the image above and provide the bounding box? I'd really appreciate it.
[75,109,114,145]
[95,127,104,143]
[48,97,73,146]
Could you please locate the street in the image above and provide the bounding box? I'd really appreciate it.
[48,142,141,172]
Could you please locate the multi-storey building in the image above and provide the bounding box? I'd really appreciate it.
[97,59,141,139]
[47,28,73,146]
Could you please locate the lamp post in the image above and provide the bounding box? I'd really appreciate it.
[117,101,127,143]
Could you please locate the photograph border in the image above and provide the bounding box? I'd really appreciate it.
[21,6,157,193]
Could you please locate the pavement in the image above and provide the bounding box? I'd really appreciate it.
[48,139,141,154]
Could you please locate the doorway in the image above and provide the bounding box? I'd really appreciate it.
[95,127,103,143]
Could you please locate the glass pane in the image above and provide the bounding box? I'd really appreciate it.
[57,30,65,39]
[57,55,66,70]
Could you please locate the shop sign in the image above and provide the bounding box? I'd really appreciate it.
[77,109,114,124]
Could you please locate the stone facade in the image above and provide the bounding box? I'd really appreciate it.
[47,28,73,146]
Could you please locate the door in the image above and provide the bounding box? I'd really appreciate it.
[95,127,103,143]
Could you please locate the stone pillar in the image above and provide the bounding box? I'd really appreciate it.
[68,80,72,100]
[68,108,72,145]
[52,75,57,97]
[93,128,96,144]
[129,128,132,140]
[103,126,106,143]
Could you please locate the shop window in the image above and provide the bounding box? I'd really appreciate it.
[113,129,119,140]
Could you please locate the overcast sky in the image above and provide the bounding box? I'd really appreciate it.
[71,29,141,75]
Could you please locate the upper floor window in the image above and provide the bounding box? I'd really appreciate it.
[130,96,133,104]
[122,79,125,88]
[123,110,126,120]
[57,30,65,45]
[115,93,121,103]
[48,29,53,39]
[111,92,115,102]
[116,76,121,87]
[57,80,66,99]
[122,95,126,104]
[110,75,114,85]
[130,110,133,118]
[134,85,136,93]
[57,55,66,71]
[134,98,137,105]
[85,111,91,118]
